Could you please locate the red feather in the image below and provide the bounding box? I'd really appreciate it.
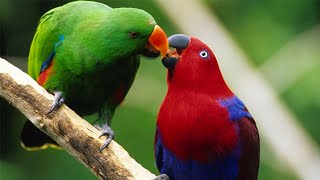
[37,59,55,86]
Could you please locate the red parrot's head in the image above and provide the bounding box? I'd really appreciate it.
[162,34,229,94]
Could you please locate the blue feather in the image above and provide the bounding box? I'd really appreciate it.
[40,52,55,73]
[219,96,252,121]
[155,130,241,180]
[40,35,64,73]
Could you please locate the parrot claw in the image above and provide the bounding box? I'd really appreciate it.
[48,91,65,114]
[98,124,115,152]
[153,174,169,180]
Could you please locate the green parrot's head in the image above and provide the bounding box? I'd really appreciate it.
[106,8,168,59]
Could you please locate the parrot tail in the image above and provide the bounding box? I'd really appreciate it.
[20,120,62,151]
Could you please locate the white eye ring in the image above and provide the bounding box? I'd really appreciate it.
[199,50,209,59]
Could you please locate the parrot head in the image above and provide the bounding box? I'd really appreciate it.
[107,8,168,59]
[162,34,228,93]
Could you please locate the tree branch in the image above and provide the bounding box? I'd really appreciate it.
[0,57,156,180]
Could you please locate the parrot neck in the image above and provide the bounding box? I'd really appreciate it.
[168,66,233,98]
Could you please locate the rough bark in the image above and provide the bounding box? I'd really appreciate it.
[0,57,156,180]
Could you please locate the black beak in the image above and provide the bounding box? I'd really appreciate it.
[162,34,191,69]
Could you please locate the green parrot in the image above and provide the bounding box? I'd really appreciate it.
[21,1,168,152]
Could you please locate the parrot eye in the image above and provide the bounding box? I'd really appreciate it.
[199,50,209,59]
[129,32,138,38]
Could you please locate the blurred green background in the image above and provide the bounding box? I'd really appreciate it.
[0,0,319,179]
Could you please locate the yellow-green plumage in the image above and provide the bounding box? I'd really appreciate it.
[22,1,167,151]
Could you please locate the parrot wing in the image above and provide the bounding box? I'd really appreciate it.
[28,8,62,79]
[221,96,260,179]
[28,1,113,80]
[238,115,260,179]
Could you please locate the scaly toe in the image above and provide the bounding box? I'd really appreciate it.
[47,91,64,114]
[98,126,115,152]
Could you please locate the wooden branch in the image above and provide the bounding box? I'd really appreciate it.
[0,57,156,180]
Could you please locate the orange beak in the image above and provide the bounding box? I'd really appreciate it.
[148,25,169,58]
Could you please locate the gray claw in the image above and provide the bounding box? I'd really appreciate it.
[98,125,115,152]
[48,91,64,114]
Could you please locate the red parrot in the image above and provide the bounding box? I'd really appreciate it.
[155,34,260,180]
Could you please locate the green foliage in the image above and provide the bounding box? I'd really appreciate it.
[283,66,320,144]
[206,0,320,65]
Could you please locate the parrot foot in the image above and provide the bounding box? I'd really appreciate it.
[48,91,64,114]
[97,124,115,152]
[153,174,169,180]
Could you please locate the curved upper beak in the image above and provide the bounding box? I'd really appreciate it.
[168,34,191,50]
[147,25,169,58]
